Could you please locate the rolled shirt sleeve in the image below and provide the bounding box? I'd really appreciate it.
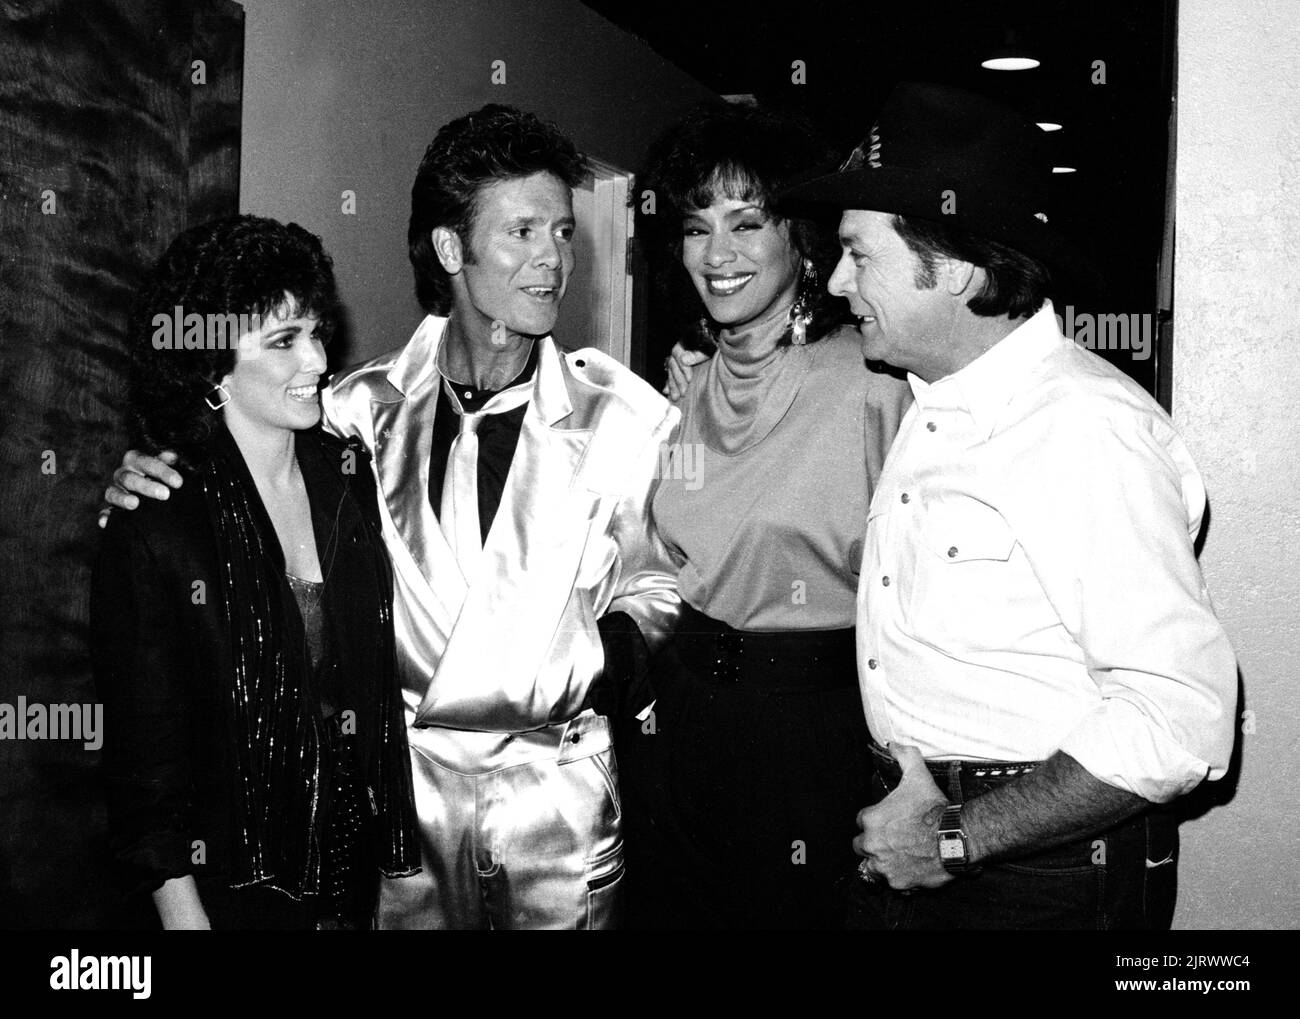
[1010,404,1237,802]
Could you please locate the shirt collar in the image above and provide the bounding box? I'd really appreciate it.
[907,300,1064,438]
[438,338,539,414]
[390,314,572,425]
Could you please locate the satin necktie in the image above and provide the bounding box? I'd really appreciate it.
[439,381,532,580]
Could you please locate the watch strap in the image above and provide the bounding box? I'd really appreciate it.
[937,803,977,874]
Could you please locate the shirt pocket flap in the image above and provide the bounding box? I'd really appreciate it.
[925,501,1016,563]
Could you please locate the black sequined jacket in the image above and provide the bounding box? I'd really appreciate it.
[92,425,419,905]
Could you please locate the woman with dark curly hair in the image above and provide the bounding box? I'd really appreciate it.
[616,103,913,928]
[91,215,419,929]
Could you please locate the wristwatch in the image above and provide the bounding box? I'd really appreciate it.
[937,803,978,875]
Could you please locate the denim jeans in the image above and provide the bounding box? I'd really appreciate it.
[844,770,1179,931]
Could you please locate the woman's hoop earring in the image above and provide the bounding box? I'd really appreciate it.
[204,383,231,411]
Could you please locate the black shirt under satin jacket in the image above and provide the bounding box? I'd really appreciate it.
[427,340,538,542]
[424,343,651,718]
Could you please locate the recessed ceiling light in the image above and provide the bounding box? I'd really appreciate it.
[982,56,1040,71]
[982,29,1039,72]
[1036,122,1063,132]
[1052,166,1077,174]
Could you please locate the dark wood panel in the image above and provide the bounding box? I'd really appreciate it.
[0,0,243,929]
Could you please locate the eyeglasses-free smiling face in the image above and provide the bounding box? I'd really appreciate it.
[452,170,576,343]
[220,300,327,434]
[828,209,958,382]
[681,197,801,331]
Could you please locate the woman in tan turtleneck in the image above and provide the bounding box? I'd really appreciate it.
[615,104,913,929]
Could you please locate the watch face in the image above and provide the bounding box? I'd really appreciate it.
[939,834,966,861]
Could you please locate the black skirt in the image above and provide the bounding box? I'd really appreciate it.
[615,604,874,930]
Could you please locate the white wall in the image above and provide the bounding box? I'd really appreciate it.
[1172,0,1300,929]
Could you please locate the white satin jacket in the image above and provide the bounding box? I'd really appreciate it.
[321,316,680,764]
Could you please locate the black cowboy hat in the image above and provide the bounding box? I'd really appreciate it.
[782,81,1103,295]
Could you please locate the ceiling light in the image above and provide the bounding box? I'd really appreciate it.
[1036,122,1062,132]
[1052,166,1077,174]
[982,29,1039,71]
[983,55,1040,70]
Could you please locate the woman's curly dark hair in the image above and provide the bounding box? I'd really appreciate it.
[638,102,848,350]
[128,214,341,467]
[408,104,588,316]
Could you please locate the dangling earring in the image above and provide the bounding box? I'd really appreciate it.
[204,383,231,410]
[697,316,716,348]
[788,258,817,345]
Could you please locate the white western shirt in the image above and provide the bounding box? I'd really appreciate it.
[857,302,1236,803]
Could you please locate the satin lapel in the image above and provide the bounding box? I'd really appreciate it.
[416,339,599,725]
[371,322,467,623]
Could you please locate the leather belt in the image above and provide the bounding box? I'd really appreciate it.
[672,603,857,690]
[869,739,1042,804]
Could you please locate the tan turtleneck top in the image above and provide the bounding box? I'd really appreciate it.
[653,309,912,631]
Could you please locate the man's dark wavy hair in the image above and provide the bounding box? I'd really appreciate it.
[408,104,588,316]
[891,215,1051,320]
[637,102,848,349]
[128,214,340,467]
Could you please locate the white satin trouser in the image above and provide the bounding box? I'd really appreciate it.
[377,710,625,929]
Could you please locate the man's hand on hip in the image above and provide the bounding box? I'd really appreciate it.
[854,743,953,890]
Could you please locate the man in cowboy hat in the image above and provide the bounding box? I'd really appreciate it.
[785,82,1236,929]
